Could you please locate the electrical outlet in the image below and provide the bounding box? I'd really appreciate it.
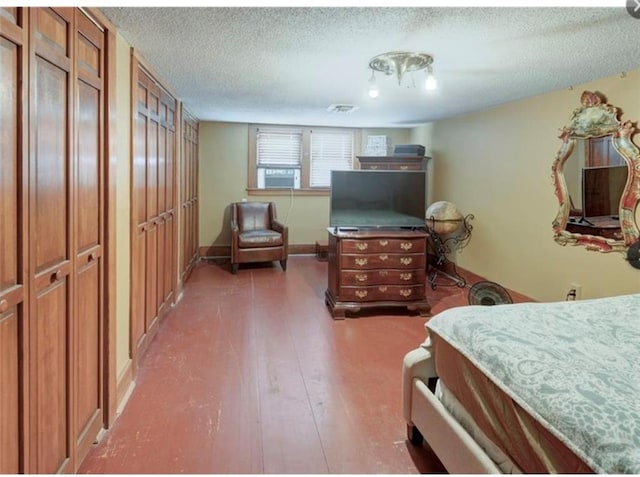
[569,282,582,300]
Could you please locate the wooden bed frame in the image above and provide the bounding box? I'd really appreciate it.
[402,343,506,473]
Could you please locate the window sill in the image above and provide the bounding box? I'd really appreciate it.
[247,188,330,197]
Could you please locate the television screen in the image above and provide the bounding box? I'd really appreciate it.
[330,170,426,229]
[582,165,627,218]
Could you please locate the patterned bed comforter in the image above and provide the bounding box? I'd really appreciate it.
[427,293,640,474]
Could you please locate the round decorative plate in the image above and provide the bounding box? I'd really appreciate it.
[468,280,513,306]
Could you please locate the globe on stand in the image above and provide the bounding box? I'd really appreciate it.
[426,201,463,235]
[424,201,474,289]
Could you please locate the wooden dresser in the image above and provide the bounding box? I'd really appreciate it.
[325,228,430,318]
[357,155,430,171]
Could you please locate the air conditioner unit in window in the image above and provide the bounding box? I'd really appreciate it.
[258,168,301,189]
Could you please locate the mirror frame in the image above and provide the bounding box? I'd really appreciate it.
[552,91,640,253]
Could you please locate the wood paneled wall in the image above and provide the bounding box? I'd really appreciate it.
[1,7,199,472]
[0,6,116,473]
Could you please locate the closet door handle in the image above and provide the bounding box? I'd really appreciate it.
[88,252,97,262]
[52,270,63,282]
[0,300,8,313]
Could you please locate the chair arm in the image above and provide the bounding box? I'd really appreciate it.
[272,219,288,257]
[272,219,285,233]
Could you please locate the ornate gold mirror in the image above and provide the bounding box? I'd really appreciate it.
[552,91,640,253]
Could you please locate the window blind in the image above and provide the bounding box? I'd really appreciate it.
[256,128,303,167]
[310,130,354,187]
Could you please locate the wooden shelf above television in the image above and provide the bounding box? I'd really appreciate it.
[357,155,431,171]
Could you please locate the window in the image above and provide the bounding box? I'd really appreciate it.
[248,125,359,195]
[310,130,354,188]
[255,127,303,189]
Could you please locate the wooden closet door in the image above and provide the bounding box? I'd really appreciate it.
[0,7,28,474]
[131,61,177,366]
[73,9,104,466]
[160,91,176,309]
[180,112,198,283]
[157,98,167,315]
[145,79,160,340]
[29,7,73,473]
[131,74,149,355]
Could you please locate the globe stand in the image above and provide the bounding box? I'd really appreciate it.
[426,214,474,289]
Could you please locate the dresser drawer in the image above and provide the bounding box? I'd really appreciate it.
[341,253,425,270]
[340,269,425,286]
[339,284,425,302]
[387,163,422,170]
[360,163,422,171]
[360,163,389,170]
[341,238,425,254]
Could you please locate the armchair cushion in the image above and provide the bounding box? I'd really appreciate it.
[237,202,272,232]
[238,230,283,248]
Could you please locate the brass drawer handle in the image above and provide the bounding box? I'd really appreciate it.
[379,240,388,247]
[400,257,413,265]
[399,289,412,297]
[379,254,388,261]
[0,300,8,313]
[355,258,368,266]
[355,274,368,282]
[400,273,412,281]
[378,286,388,292]
[400,242,413,251]
[355,290,368,298]
[356,242,368,251]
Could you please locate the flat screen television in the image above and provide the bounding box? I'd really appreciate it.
[582,165,627,218]
[330,170,426,229]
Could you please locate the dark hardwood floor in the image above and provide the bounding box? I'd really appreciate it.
[79,256,526,474]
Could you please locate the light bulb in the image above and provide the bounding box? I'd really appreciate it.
[368,70,379,99]
[425,70,437,91]
[368,83,379,99]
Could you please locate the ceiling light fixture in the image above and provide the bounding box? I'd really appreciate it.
[368,51,436,97]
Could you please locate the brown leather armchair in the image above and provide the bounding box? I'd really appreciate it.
[230,201,288,274]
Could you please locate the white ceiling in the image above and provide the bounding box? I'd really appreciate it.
[100,6,640,128]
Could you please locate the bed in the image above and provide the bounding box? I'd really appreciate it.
[402,293,640,473]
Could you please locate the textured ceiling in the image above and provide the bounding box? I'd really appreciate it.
[100,7,640,127]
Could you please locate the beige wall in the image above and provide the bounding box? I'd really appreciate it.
[360,128,410,154]
[429,69,640,301]
[198,123,414,249]
[115,33,131,379]
[409,123,435,205]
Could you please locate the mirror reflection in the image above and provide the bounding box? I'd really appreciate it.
[563,137,626,241]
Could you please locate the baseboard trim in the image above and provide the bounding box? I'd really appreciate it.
[115,360,135,416]
[199,245,229,258]
[199,243,318,258]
